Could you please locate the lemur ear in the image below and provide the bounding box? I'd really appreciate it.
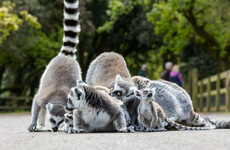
[46,103,53,111]
[76,80,87,86]
[115,74,121,82]
[151,88,156,95]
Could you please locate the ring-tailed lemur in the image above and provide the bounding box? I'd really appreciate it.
[135,88,214,131]
[132,76,227,128]
[63,83,133,133]
[66,84,128,133]
[27,0,82,132]
[86,52,140,129]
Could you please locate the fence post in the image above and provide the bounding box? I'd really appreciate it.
[192,69,198,111]
[216,73,220,111]
[226,71,230,111]
[207,77,211,112]
[199,80,203,112]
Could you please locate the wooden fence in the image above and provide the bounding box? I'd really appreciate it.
[0,96,32,111]
[185,69,230,112]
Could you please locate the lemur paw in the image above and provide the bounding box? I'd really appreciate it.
[127,126,135,133]
[27,124,37,132]
[145,128,151,132]
[134,125,141,131]
[70,128,85,133]
[156,128,167,132]
[118,128,128,133]
[36,126,52,132]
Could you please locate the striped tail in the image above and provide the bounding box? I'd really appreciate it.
[203,116,230,129]
[60,0,81,57]
[166,119,213,131]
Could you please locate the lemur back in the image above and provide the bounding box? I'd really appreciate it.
[86,52,132,88]
[135,88,214,131]
[27,0,82,132]
[86,52,140,128]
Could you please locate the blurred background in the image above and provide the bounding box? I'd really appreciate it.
[0,0,230,112]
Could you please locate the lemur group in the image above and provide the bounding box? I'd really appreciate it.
[27,0,230,133]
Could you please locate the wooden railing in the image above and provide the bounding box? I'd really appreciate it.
[0,96,32,111]
[186,69,230,112]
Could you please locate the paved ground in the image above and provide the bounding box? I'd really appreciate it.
[0,113,230,150]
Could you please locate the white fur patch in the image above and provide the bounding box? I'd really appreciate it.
[64,1,79,9]
[64,12,80,20]
[64,25,81,33]
[81,107,111,131]
[60,46,77,53]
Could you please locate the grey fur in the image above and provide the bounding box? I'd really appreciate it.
[27,0,81,132]
[86,52,133,88]
[85,52,139,128]
[135,89,214,131]
[132,76,214,128]
[66,84,128,133]
[64,111,73,133]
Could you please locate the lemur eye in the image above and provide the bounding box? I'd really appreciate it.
[143,91,148,95]
[50,118,56,124]
[116,91,122,96]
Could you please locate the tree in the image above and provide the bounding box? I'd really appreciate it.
[147,0,230,71]
[0,1,40,44]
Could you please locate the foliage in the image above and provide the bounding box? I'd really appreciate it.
[0,1,40,44]
[0,0,229,100]
[147,0,230,70]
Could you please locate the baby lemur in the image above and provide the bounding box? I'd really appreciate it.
[135,88,214,131]
[66,84,128,133]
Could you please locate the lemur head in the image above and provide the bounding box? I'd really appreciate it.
[46,103,65,132]
[66,85,86,110]
[111,74,136,103]
[134,88,155,103]
[190,113,206,127]
[132,76,150,89]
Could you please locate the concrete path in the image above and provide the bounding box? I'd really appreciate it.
[0,113,230,150]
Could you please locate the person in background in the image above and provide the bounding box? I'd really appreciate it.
[170,65,183,87]
[138,64,147,77]
[160,62,173,81]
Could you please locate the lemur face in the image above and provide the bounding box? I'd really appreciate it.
[112,74,136,103]
[138,78,151,89]
[46,103,65,132]
[134,88,154,102]
[66,86,86,110]
[191,113,206,126]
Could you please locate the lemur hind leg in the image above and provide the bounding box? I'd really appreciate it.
[155,118,167,132]
[27,96,41,132]
[113,113,128,133]
[71,109,87,133]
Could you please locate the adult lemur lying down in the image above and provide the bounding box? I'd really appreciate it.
[132,76,230,129]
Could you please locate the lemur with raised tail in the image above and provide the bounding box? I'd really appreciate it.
[132,76,230,129]
[66,84,128,133]
[135,88,214,131]
[86,52,139,129]
[27,0,82,132]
